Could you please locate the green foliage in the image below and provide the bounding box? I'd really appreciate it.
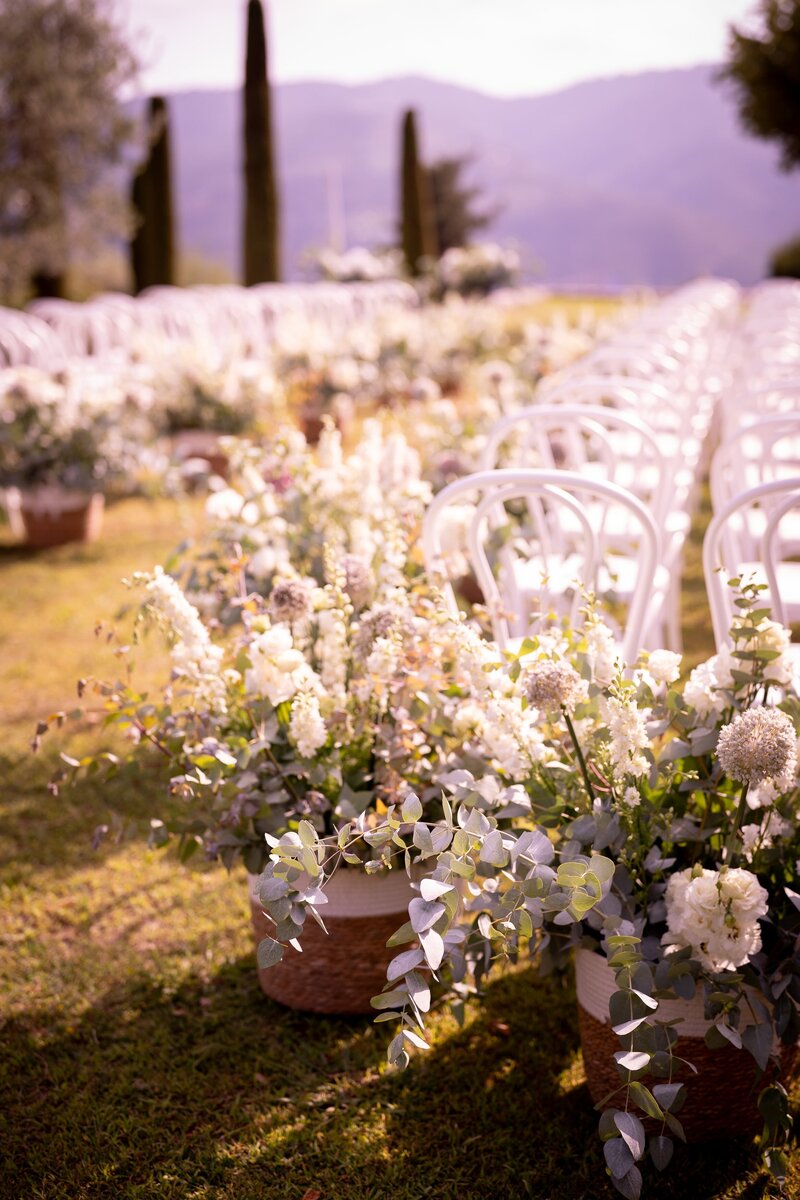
[399,109,438,276]
[0,0,138,301]
[769,231,800,276]
[427,154,496,253]
[242,0,280,284]
[721,0,800,170]
[130,96,177,293]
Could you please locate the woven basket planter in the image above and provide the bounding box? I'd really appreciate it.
[299,406,352,448]
[17,488,104,548]
[248,868,415,1015]
[170,430,229,479]
[576,948,796,1141]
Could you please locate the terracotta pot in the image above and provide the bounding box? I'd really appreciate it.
[18,488,104,549]
[170,430,229,479]
[248,867,415,1014]
[575,948,796,1141]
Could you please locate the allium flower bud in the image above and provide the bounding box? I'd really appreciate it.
[523,661,585,713]
[342,554,374,610]
[717,706,797,788]
[269,580,311,624]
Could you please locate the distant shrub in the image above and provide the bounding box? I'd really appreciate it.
[769,233,800,278]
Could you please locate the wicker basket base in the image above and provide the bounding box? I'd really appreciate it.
[579,1001,794,1141]
[19,492,104,548]
[250,898,409,1014]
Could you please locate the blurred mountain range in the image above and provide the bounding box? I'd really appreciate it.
[164,66,800,287]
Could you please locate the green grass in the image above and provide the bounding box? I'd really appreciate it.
[1,492,796,1200]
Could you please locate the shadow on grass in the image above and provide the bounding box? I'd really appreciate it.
[0,744,175,878]
[0,960,782,1200]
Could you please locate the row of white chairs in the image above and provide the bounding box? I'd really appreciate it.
[423,280,741,662]
[703,285,800,666]
[0,281,418,369]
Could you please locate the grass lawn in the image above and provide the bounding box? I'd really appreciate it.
[0,483,796,1200]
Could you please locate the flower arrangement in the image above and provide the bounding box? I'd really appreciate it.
[0,366,141,495]
[314,246,405,284]
[153,358,277,437]
[40,545,476,878]
[253,583,800,1196]
[434,243,521,298]
[192,421,430,614]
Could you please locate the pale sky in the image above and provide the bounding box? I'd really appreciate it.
[117,0,760,99]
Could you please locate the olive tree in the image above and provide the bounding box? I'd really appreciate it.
[0,0,138,301]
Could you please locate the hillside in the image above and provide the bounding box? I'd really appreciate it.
[161,66,800,286]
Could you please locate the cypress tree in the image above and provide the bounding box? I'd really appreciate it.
[130,95,176,293]
[242,0,280,284]
[400,109,437,276]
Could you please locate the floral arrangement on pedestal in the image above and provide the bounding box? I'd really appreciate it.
[314,246,405,284]
[0,366,142,496]
[434,243,521,298]
[254,584,800,1197]
[0,365,148,544]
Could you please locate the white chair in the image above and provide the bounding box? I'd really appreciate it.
[422,468,662,661]
[703,476,800,650]
[710,414,800,554]
[480,403,686,649]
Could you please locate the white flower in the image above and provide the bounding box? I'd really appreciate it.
[452,702,485,736]
[683,654,731,720]
[245,625,316,705]
[249,546,280,579]
[621,786,641,808]
[647,649,682,685]
[366,635,400,680]
[733,617,794,687]
[740,811,792,860]
[289,691,328,758]
[144,567,227,713]
[600,695,650,780]
[664,866,768,972]
[205,487,247,523]
[584,620,618,688]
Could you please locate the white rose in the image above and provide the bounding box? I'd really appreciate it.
[647,649,682,685]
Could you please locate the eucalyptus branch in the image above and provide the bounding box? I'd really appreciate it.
[131,717,174,760]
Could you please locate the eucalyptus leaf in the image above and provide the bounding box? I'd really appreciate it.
[401,793,423,822]
[651,1082,685,1113]
[613,1165,642,1200]
[420,878,455,902]
[419,926,445,969]
[387,947,424,981]
[650,1136,673,1172]
[613,1111,645,1160]
[742,1020,772,1071]
[603,1137,634,1180]
[409,897,445,933]
[256,936,284,969]
[628,1082,663,1120]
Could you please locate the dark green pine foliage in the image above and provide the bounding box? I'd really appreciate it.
[242,0,280,284]
[130,95,176,293]
[721,0,800,170]
[400,109,437,276]
[428,154,496,253]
